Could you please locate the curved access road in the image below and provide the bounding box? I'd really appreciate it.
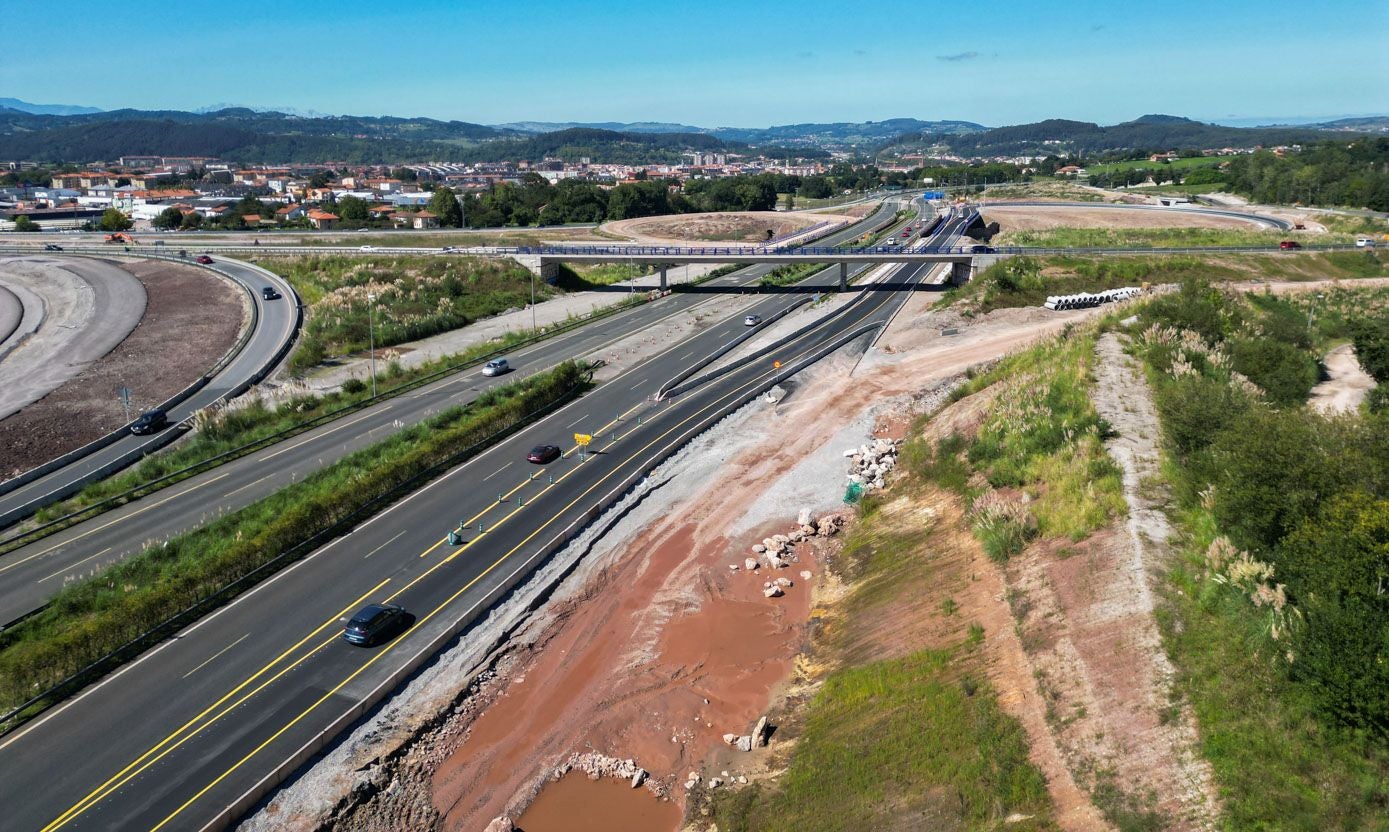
[0,201,907,628]
[0,207,961,832]
[0,254,300,528]
[980,199,1293,229]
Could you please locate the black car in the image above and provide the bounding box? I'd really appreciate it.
[129,409,169,435]
[261,286,281,300]
[43,244,63,251]
[969,244,995,254]
[343,603,411,646]
[527,444,563,464]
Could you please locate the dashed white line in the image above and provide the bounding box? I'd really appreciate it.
[481,462,513,482]
[181,634,251,679]
[362,530,406,559]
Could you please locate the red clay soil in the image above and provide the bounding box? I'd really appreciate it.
[0,259,246,479]
[430,517,819,829]
[515,771,679,831]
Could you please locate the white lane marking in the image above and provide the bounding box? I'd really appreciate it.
[37,547,112,583]
[481,462,512,482]
[223,474,274,499]
[181,634,251,679]
[565,415,587,428]
[362,530,406,560]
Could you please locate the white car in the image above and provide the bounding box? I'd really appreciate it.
[360,245,378,252]
[744,314,762,326]
[1356,237,1377,248]
[482,358,510,376]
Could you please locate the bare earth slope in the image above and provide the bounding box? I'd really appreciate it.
[0,259,247,479]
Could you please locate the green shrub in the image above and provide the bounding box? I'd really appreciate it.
[1229,338,1319,406]
[341,377,367,395]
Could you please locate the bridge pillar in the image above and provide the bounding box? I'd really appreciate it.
[950,259,975,285]
[839,262,848,291]
[512,255,559,283]
[659,266,667,291]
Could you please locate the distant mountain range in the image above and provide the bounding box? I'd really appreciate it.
[495,121,706,135]
[0,97,103,116]
[0,104,1383,165]
[882,114,1380,157]
[492,118,988,147]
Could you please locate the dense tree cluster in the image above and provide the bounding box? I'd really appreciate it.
[454,169,889,228]
[1221,139,1389,210]
[1137,283,1389,736]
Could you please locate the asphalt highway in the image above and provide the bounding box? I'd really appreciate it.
[0,201,902,628]
[0,206,966,832]
[0,256,300,526]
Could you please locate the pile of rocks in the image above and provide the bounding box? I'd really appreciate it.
[729,508,844,580]
[845,437,900,492]
[720,714,773,755]
[552,751,650,790]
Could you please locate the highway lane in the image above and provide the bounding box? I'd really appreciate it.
[0,201,907,628]
[0,208,964,832]
[0,256,300,526]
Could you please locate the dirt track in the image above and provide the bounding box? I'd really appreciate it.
[0,259,247,479]
[603,211,852,245]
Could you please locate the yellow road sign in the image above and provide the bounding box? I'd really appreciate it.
[574,433,592,446]
[773,360,782,369]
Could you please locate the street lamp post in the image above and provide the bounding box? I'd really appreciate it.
[530,271,536,332]
[367,292,377,397]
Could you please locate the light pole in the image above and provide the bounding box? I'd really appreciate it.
[367,292,377,397]
[530,271,536,332]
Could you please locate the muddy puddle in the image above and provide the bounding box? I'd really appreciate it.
[514,772,679,832]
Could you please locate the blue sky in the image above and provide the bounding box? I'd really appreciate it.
[4,0,1386,127]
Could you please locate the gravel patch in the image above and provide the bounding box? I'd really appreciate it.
[0,258,247,480]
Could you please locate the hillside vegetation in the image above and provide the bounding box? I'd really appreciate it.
[1129,284,1389,826]
[255,255,550,372]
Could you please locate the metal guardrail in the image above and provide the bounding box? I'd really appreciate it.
[0,291,658,557]
[197,318,885,832]
[0,253,299,525]
[0,369,597,734]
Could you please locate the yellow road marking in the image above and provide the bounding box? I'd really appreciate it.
[53,279,910,830]
[36,579,390,830]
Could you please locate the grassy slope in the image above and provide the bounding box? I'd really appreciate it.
[253,255,552,370]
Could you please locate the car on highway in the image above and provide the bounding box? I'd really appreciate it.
[342,603,411,646]
[482,358,510,376]
[43,244,63,251]
[261,286,281,300]
[360,245,379,252]
[969,244,996,254]
[129,409,169,435]
[527,444,563,464]
[1356,237,1377,248]
[195,255,214,264]
[744,314,763,326]
[1279,240,1302,250]
[440,246,460,253]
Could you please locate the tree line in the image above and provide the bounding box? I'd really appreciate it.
[456,166,893,227]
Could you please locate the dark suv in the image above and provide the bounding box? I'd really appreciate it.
[261,286,281,300]
[129,409,169,435]
[343,603,411,646]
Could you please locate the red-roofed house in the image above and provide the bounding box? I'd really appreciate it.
[307,210,340,230]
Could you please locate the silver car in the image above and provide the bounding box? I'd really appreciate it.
[482,358,510,376]
[744,314,762,326]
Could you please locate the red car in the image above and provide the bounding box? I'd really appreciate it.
[195,255,214,264]
[1278,240,1301,250]
[527,444,562,464]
